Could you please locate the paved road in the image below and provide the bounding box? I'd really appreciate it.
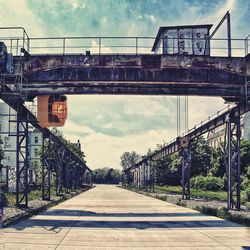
[1,185,250,249]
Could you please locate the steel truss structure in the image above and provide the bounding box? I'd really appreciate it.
[180,146,192,200]
[0,87,92,208]
[125,101,250,210]
[225,115,241,210]
[15,104,29,207]
[42,131,51,200]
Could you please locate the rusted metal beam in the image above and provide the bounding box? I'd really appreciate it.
[21,55,246,75]
[22,85,244,98]
[11,54,247,99]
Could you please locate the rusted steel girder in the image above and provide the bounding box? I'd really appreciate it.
[11,54,248,99]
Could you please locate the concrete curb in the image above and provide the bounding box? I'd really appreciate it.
[120,186,250,227]
[2,186,94,228]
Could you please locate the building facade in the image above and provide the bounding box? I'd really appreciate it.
[0,102,18,191]
[28,128,43,185]
[0,102,43,191]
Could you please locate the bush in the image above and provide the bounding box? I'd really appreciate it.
[0,192,7,207]
[244,187,250,202]
[241,175,250,190]
[190,175,224,191]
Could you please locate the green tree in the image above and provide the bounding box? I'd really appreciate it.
[154,152,182,186]
[50,128,86,162]
[120,151,141,170]
[92,168,121,184]
[154,156,171,185]
[191,137,212,177]
[209,144,226,178]
[240,140,250,175]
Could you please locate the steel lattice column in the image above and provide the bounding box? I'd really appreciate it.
[122,170,128,187]
[144,161,148,191]
[15,107,29,207]
[42,133,51,200]
[64,153,70,193]
[225,115,241,210]
[181,146,192,200]
[149,159,155,193]
[55,144,64,195]
[140,165,143,189]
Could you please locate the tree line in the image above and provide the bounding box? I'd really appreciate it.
[92,168,121,184]
[120,137,250,200]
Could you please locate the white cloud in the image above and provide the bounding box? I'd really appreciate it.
[0,0,46,37]
[0,0,242,170]
[59,95,226,169]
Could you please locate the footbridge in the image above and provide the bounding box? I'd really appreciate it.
[0,27,249,102]
[0,21,250,209]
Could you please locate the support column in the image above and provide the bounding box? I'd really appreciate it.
[15,106,29,208]
[181,146,191,200]
[144,161,149,191]
[122,170,129,187]
[55,144,64,195]
[137,168,139,188]
[42,133,51,200]
[225,115,241,210]
[149,159,155,193]
[140,165,143,189]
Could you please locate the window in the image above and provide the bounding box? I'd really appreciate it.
[34,148,38,157]
[34,136,38,143]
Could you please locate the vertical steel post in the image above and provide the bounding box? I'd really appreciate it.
[225,115,241,210]
[135,37,138,54]
[181,146,191,200]
[149,159,154,192]
[143,162,146,191]
[15,107,29,207]
[42,133,51,200]
[62,38,66,55]
[99,38,101,55]
[227,12,232,57]
[55,144,64,195]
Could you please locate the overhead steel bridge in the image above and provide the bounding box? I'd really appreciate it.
[0,25,250,210]
[0,27,249,102]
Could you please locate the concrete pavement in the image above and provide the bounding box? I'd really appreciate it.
[1,185,250,249]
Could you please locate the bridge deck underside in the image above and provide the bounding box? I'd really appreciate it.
[13,54,249,99]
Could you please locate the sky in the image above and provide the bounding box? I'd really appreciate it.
[0,0,249,170]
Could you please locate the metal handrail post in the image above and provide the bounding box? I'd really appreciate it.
[99,37,101,55]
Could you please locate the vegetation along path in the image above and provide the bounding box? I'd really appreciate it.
[1,185,250,249]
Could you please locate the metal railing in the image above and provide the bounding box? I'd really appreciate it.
[245,34,250,55]
[153,103,236,152]
[27,36,250,57]
[0,27,29,55]
[0,27,250,57]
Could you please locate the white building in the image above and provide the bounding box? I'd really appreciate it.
[0,102,43,191]
[0,102,18,191]
[28,128,43,184]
